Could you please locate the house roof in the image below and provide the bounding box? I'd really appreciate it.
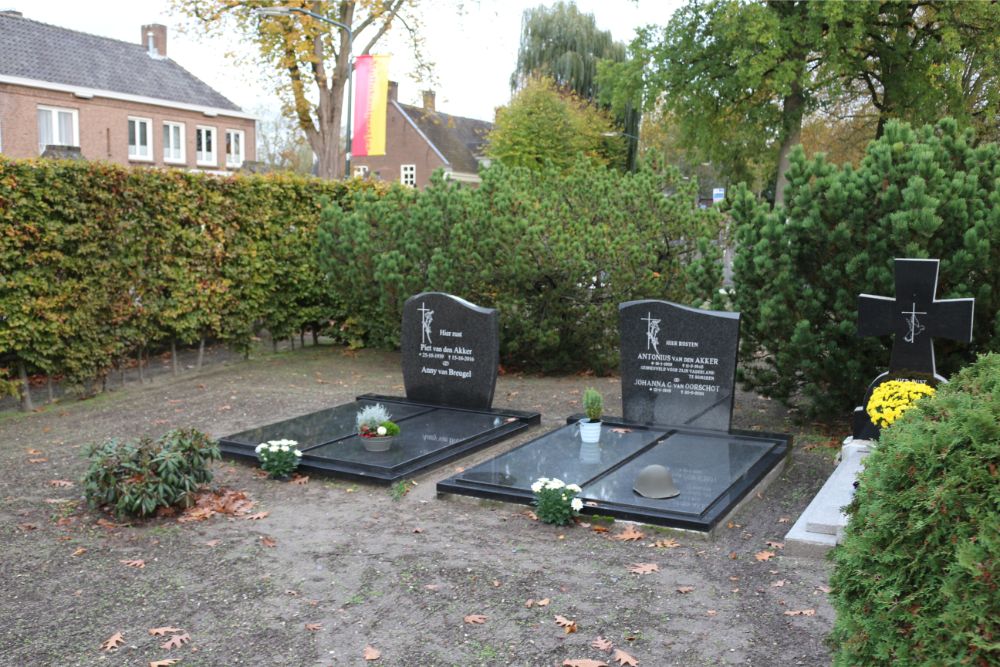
[0,14,243,113]
[396,102,492,174]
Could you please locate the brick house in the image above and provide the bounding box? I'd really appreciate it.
[352,82,492,187]
[0,11,255,172]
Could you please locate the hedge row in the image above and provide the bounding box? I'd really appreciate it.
[0,157,384,399]
[317,160,725,373]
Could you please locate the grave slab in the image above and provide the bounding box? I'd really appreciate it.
[219,292,540,483]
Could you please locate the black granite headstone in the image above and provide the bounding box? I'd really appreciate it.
[619,300,740,430]
[401,292,499,410]
[852,258,975,438]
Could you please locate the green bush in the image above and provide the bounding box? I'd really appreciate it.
[317,160,724,372]
[0,157,385,401]
[82,428,220,517]
[829,353,1000,665]
[729,119,1000,418]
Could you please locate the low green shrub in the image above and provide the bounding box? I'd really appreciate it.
[531,477,584,525]
[83,428,220,517]
[829,353,1000,665]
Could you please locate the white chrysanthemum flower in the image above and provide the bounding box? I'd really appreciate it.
[280,445,289,452]
[255,444,264,453]
[571,498,583,512]
[566,484,582,493]
[530,480,544,493]
[294,449,302,457]
[547,479,565,490]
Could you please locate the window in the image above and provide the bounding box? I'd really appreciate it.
[353,165,369,177]
[225,129,245,168]
[195,125,216,166]
[37,105,78,154]
[401,164,416,187]
[163,121,185,163]
[128,117,153,160]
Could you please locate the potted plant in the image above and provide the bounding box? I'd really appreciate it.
[254,439,302,480]
[579,387,602,443]
[356,404,400,452]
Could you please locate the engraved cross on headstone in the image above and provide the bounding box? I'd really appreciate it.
[857,258,975,379]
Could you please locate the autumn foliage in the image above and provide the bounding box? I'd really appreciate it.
[0,157,385,400]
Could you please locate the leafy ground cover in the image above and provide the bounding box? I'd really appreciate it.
[0,345,839,666]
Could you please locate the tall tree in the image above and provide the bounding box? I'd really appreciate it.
[511,2,636,169]
[172,1,430,179]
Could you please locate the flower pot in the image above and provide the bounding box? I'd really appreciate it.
[362,436,395,452]
[579,441,601,464]
[579,419,602,443]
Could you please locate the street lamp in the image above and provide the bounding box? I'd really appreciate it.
[255,6,354,178]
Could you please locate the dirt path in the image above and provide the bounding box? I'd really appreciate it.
[0,345,841,666]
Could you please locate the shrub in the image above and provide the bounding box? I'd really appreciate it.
[583,388,603,422]
[531,477,584,525]
[83,428,220,517]
[317,160,724,372]
[829,353,1000,665]
[729,119,999,418]
[255,439,302,478]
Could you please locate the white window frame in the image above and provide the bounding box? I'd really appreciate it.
[162,121,185,164]
[37,105,79,154]
[225,128,245,168]
[401,164,416,187]
[127,116,153,161]
[195,125,217,166]
[353,165,369,177]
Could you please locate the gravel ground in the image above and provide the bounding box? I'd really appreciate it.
[0,344,843,666]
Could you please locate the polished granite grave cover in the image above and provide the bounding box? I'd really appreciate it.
[438,417,789,531]
[220,394,540,483]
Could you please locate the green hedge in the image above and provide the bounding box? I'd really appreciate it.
[0,157,384,397]
[729,119,1000,418]
[317,160,725,372]
[829,353,1000,665]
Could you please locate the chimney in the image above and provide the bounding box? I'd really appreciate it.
[387,81,398,103]
[422,90,436,112]
[141,24,167,58]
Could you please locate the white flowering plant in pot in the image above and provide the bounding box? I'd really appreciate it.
[255,439,302,478]
[355,404,400,439]
[531,477,583,525]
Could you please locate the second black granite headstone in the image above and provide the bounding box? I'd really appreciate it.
[619,300,740,430]
[401,292,499,410]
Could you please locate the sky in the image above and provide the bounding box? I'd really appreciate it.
[5,0,682,123]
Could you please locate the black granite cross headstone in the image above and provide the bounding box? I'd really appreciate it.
[852,258,975,438]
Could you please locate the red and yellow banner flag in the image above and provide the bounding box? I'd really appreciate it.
[352,54,390,157]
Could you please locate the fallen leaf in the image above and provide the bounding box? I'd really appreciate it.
[591,525,609,533]
[555,615,578,633]
[71,547,87,557]
[651,538,680,549]
[463,614,487,625]
[729,576,740,581]
[492,579,501,587]
[525,598,534,608]
[706,609,718,616]
[363,645,381,661]
[48,479,74,488]
[101,631,124,651]
[610,427,633,434]
[676,586,695,594]
[148,627,183,636]
[204,539,221,547]
[771,579,788,588]
[766,540,785,549]
[563,660,608,667]
[260,536,277,548]
[817,585,832,594]
[120,559,145,569]
[149,660,181,667]
[777,516,791,523]
[160,632,190,650]
[305,623,322,631]
[521,509,538,521]
[754,550,776,562]
[96,518,124,529]
[613,648,639,666]
[612,526,645,542]
[536,597,550,607]
[628,562,659,575]
[424,584,440,591]
[17,523,38,531]
[591,636,613,652]
[291,475,309,485]
[729,551,738,559]
[28,458,48,464]
[26,448,43,455]
[412,527,423,534]
[783,609,816,617]
[245,511,269,520]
